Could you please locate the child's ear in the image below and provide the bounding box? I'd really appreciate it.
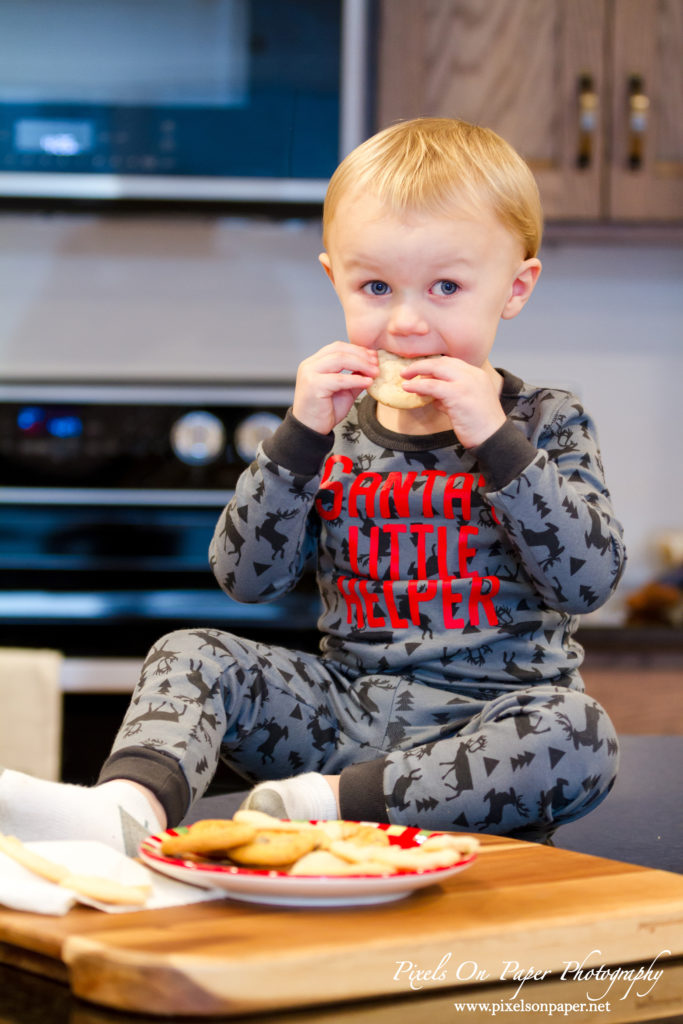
[501,258,542,320]
[319,252,334,284]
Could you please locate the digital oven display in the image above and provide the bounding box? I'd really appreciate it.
[17,405,83,440]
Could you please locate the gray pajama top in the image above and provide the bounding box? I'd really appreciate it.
[210,369,626,695]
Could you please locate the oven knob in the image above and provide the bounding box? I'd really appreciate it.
[234,412,283,463]
[170,411,226,465]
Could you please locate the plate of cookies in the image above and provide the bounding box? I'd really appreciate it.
[139,810,478,907]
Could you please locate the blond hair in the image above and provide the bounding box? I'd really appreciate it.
[323,117,543,258]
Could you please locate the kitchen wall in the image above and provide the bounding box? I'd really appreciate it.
[0,213,346,381]
[497,236,683,621]
[1,212,681,619]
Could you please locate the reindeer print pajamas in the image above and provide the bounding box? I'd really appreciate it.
[100,370,625,838]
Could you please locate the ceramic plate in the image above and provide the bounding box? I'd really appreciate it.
[139,822,477,907]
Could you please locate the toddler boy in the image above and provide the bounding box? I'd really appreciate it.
[0,118,625,852]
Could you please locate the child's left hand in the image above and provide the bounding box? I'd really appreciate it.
[401,357,506,448]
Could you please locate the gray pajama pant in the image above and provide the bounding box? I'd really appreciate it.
[99,627,619,837]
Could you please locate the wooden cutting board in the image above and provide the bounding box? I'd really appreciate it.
[0,835,682,1018]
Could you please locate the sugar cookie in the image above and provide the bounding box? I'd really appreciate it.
[228,829,319,868]
[0,833,68,883]
[368,350,435,409]
[160,819,256,858]
[288,849,391,876]
[60,874,151,906]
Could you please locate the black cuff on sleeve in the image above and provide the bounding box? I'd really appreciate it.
[339,757,389,823]
[261,408,335,478]
[472,419,538,491]
[97,746,191,828]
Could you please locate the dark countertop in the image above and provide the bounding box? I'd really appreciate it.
[0,964,383,1024]
[577,625,683,656]
[0,967,72,1024]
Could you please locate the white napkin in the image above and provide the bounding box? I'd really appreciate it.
[0,840,225,916]
[0,647,63,780]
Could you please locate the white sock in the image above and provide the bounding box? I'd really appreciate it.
[0,768,163,857]
[240,772,339,821]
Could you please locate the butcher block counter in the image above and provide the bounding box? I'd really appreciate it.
[1,834,682,1023]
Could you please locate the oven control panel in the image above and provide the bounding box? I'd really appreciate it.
[0,383,293,494]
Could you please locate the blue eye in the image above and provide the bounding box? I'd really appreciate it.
[433,280,458,295]
[364,280,390,295]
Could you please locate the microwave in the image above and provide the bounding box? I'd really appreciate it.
[0,0,372,203]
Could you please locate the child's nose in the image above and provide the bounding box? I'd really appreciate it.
[387,303,429,337]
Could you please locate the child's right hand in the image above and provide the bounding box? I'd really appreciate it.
[292,342,378,435]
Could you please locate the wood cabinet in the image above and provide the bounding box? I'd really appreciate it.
[376,0,683,222]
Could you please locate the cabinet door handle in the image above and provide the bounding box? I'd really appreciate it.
[577,74,598,169]
[628,74,649,170]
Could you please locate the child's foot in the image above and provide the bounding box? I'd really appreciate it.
[0,768,163,857]
[239,772,338,821]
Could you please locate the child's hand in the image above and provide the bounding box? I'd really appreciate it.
[292,342,378,435]
[401,357,506,448]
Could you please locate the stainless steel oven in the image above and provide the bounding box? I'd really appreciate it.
[0,381,321,782]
